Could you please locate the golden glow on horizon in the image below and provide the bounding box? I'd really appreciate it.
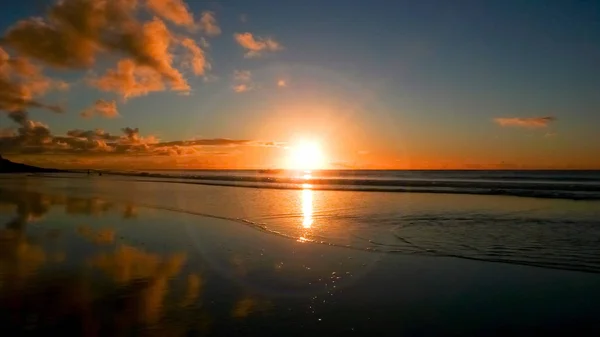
[287,140,326,170]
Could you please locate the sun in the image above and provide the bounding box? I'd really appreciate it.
[287,140,326,170]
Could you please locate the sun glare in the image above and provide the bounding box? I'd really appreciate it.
[287,141,326,170]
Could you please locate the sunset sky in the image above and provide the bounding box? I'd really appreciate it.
[1,0,599,169]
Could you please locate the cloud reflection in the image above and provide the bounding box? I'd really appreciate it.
[0,185,277,335]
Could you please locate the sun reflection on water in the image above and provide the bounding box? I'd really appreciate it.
[301,184,313,229]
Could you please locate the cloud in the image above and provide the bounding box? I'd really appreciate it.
[90,59,166,99]
[180,38,208,76]
[277,79,287,87]
[81,99,119,119]
[0,47,66,114]
[232,70,253,93]
[146,0,195,28]
[2,0,208,99]
[103,17,190,93]
[66,129,120,141]
[3,0,136,69]
[198,11,221,36]
[493,116,556,128]
[233,32,282,58]
[0,128,16,137]
[234,70,251,82]
[0,111,54,154]
[1,113,281,158]
[232,84,251,93]
[157,139,250,147]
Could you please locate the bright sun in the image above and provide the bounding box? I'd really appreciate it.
[287,140,326,170]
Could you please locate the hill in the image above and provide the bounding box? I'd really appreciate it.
[0,155,63,173]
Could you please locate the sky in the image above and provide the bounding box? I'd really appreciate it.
[0,0,599,169]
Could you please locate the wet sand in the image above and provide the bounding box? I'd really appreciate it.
[0,175,599,336]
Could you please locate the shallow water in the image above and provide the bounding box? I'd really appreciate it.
[4,174,600,273]
[1,175,600,335]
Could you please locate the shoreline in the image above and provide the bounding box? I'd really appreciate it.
[13,172,600,201]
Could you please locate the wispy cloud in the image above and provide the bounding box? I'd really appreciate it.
[146,0,195,28]
[233,32,282,58]
[232,70,253,92]
[198,11,221,36]
[232,84,251,93]
[81,100,119,119]
[493,116,556,128]
[234,70,252,82]
[180,38,208,76]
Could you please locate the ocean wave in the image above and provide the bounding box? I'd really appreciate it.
[67,171,600,200]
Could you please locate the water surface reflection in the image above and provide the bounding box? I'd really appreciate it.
[301,184,313,229]
[0,187,273,335]
[2,181,599,336]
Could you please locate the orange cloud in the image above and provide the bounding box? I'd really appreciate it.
[180,38,208,76]
[91,59,166,99]
[494,116,556,128]
[277,79,287,87]
[3,0,137,69]
[0,47,66,114]
[81,99,119,119]
[3,0,207,100]
[198,11,221,36]
[146,0,194,28]
[232,83,251,93]
[233,32,282,58]
[107,17,189,93]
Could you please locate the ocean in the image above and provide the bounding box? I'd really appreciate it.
[1,171,600,335]
[114,169,600,200]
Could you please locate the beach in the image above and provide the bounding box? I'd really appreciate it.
[1,173,599,336]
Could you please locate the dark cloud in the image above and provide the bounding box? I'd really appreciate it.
[156,139,251,147]
[0,111,53,154]
[66,129,120,141]
[1,114,275,157]
[0,47,66,114]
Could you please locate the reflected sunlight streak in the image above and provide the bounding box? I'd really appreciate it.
[301,184,313,229]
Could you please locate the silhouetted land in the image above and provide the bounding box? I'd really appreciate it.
[0,155,63,173]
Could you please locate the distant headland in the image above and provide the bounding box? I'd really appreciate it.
[0,155,63,173]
